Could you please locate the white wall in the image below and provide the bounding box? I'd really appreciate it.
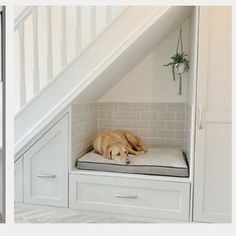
[99,18,191,103]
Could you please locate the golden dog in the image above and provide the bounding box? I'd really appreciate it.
[93,130,147,165]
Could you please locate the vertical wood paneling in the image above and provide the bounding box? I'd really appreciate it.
[47,6,53,80]
[90,6,96,39]
[75,6,82,53]
[32,8,39,94]
[18,24,26,107]
[61,6,67,67]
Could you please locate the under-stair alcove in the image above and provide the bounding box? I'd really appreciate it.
[65,6,198,221]
[14,6,199,223]
[70,6,197,180]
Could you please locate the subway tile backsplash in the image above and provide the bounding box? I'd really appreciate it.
[72,102,190,162]
[71,102,97,166]
[97,102,187,150]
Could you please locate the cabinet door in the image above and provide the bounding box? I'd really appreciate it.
[193,7,231,223]
[15,158,23,203]
[24,114,69,207]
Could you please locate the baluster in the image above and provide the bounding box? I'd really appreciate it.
[90,6,96,39]
[61,6,67,67]
[32,8,39,94]
[75,6,81,53]
[18,24,26,107]
[106,6,112,24]
[47,6,53,80]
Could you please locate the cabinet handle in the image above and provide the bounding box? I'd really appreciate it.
[198,105,203,129]
[115,193,138,199]
[36,173,56,178]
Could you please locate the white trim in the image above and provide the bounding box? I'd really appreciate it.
[14,6,36,31]
[46,6,53,81]
[61,6,67,67]
[75,6,81,53]
[70,169,191,183]
[188,6,200,222]
[32,8,39,94]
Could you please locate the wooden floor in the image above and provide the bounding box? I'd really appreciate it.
[15,204,143,223]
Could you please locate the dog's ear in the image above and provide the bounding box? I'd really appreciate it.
[125,133,138,149]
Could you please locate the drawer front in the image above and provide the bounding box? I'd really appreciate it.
[15,158,23,203]
[24,114,69,207]
[69,173,190,221]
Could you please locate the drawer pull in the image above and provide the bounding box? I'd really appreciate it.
[115,193,138,199]
[36,173,56,178]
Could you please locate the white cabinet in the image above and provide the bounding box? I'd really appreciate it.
[70,172,190,222]
[193,6,232,223]
[14,158,23,203]
[23,114,69,207]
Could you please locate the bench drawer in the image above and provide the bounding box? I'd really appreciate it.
[69,172,190,221]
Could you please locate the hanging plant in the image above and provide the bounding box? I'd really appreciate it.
[163,28,190,95]
[164,52,189,79]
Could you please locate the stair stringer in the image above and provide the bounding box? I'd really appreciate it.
[15,6,192,154]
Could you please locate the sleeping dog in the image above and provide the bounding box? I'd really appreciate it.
[93,130,147,165]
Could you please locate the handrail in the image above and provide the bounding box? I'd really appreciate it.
[14,6,36,30]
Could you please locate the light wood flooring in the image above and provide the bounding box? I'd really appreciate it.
[15,203,143,223]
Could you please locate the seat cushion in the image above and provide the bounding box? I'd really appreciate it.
[76,148,189,177]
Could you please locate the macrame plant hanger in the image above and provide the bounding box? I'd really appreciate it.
[176,27,183,95]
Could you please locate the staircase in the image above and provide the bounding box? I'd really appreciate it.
[15,6,192,153]
[15,6,125,111]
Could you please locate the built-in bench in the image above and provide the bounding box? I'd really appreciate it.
[77,147,189,178]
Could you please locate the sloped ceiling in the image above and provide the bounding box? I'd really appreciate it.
[76,6,193,102]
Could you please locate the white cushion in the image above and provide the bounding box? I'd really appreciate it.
[77,148,189,177]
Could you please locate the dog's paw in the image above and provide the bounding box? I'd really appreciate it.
[118,159,130,165]
[136,150,145,155]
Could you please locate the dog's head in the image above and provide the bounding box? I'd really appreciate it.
[107,144,130,165]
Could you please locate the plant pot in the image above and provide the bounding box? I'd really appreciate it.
[175,63,185,74]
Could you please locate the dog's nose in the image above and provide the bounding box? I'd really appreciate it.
[126,159,130,164]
